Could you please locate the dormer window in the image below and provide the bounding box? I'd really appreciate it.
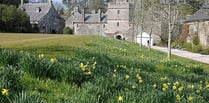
[36,7,41,12]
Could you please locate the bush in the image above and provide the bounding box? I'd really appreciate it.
[193,35,200,45]
[63,27,73,34]
[192,45,202,53]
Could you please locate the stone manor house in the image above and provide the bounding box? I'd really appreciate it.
[66,0,135,41]
[19,0,65,34]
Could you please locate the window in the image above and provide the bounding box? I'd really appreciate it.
[117,10,120,14]
[117,22,119,26]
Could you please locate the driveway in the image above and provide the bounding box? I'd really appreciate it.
[152,46,209,64]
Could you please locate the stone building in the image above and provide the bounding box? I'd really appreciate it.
[185,5,209,47]
[66,0,134,41]
[19,0,65,34]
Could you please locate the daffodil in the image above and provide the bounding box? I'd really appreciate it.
[112,74,116,78]
[50,58,57,63]
[173,86,177,90]
[196,89,200,94]
[163,83,168,89]
[206,84,209,88]
[38,54,44,58]
[132,85,136,89]
[118,96,123,102]
[176,94,181,101]
[174,81,180,86]
[125,75,129,79]
[85,71,92,75]
[1,89,8,95]
[178,86,184,92]
[188,96,193,101]
[153,84,157,89]
[139,79,143,83]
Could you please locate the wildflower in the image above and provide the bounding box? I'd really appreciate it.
[178,86,184,92]
[1,89,8,95]
[176,94,181,101]
[162,87,166,91]
[173,86,177,90]
[188,84,194,89]
[38,54,44,58]
[163,83,168,89]
[206,84,209,88]
[50,58,57,63]
[174,81,180,86]
[118,96,123,102]
[85,71,92,75]
[196,90,200,94]
[153,84,157,89]
[188,96,193,101]
[112,74,116,78]
[114,69,117,72]
[139,79,143,83]
[160,77,168,81]
[132,85,136,89]
[125,75,129,79]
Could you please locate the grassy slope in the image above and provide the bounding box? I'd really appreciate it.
[0,33,208,71]
[1,33,209,102]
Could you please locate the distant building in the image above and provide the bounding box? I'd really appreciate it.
[185,5,209,47]
[19,0,65,34]
[66,0,134,41]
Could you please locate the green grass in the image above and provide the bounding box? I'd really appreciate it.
[1,33,209,102]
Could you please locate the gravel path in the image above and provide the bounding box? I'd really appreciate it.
[152,46,209,64]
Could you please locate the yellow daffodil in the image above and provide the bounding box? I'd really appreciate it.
[196,90,200,94]
[162,87,166,91]
[132,85,136,89]
[1,89,8,96]
[163,83,168,89]
[114,69,117,72]
[38,54,44,58]
[50,58,57,63]
[188,96,193,101]
[153,84,157,89]
[125,75,129,79]
[118,96,123,102]
[85,71,92,75]
[176,94,181,101]
[206,84,209,88]
[173,86,177,90]
[112,74,116,78]
[139,79,143,83]
[178,86,184,92]
[188,84,194,89]
[174,81,180,86]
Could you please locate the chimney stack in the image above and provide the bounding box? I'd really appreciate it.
[21,0,24,5]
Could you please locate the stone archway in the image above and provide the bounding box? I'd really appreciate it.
[114,32,125,40]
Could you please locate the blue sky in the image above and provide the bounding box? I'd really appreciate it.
[53,0,62,3]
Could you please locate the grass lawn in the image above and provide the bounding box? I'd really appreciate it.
[1,33,209,102]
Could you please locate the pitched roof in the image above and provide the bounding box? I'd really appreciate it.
[19,3,51,22]
[71,10,107,23]
[186,5,209,22]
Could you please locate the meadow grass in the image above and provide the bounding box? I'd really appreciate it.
[1,33,209,102]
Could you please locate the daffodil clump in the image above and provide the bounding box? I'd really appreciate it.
[1,89,8,96]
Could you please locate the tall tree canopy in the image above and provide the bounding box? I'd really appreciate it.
[0,4,30,32]
[0,0,28,7]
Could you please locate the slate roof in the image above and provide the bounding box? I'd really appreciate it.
[19,3,51,22]
[72,11,107,23]
[186,5,209,22]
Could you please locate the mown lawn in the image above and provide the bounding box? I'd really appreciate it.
[0,33,209,103]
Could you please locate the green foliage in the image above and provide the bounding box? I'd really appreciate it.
[0,4,30,32]
[193,35,200,46]
[1,35,209,102]
[192,45,202,53]
[63,27,73,34]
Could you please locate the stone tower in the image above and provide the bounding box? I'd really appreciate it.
[105,0,134,41]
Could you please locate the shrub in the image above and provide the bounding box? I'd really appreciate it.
[192,45,202,53]
[193,35,200,46]
[63,27,73,34]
